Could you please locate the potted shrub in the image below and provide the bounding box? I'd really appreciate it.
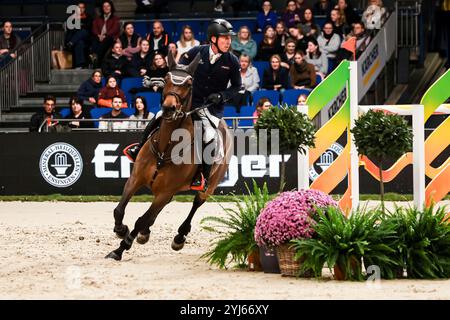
[200,180,270,271]
[350,110,412,212]
[255,189,337,277]
[255,104,316,192]
[292,206,395,281]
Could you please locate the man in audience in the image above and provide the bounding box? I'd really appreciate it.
[101,42,129,81]
[0,21,22,67]
[146,21,171,57]
[29,96,61,132]
[98,95,129,131]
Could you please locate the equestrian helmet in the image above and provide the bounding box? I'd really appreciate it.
[207,19,236,41]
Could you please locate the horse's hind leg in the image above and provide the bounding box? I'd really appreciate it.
[172,193,206,251]
[106,193,173,261]
[113,174,144,239]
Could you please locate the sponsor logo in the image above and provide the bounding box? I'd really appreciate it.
[309,142,344,181]
[40,143,83,187]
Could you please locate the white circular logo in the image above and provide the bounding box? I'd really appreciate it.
[39,143,83,188]
[309,142,344,181]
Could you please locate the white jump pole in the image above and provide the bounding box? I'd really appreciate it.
[349,61,360,210]
[297,104,310,190]
[411,105,425,208]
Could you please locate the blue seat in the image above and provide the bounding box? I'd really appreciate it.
[237,105,255,127]
[252,33,263,45]
[252,90,280,106]
[223,105,240,127]
[133,21,148,38]
[282,89,311,106]
[121,108,136,117]
[252,61,269,85]
[316,74,322,86]
[90,108,112,128]
[59,108,71,118]
[232,19,257,33]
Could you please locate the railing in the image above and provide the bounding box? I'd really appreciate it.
[397,0,422,62]
[0,24,65,118]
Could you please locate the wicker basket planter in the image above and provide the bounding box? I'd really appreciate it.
[276,243,312,277]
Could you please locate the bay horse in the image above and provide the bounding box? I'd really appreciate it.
[105,52,233,261]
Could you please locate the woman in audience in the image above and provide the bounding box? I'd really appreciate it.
[253,98,272,124]
[289,50,316,89]
[168,43,179,63]
[77,70,103,105]
[282,0,303,28]
[65,96,93,129]
[128,96,155,130]
[230,54,260,109]
[262,54,291,92]
[97,75,128,108]
[280,37,297,69]
[301,8,320,38]
[117,22,142,60]
[297,93,308,106]
[131,53,169,94]
[91,0,121,66]
[127,39,152,77]
[336,0,360,26]
[176,25,200,59]
[317,22,341,63]
[305,38,328,78]
[275,20,290,50]
[231,26,257,60]
[362,0,386,31]
[288,24,310,53]
[257,1,278,32]
[329,8,349,37]
[256,25,282,61]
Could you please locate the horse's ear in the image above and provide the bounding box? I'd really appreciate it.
[167,50,177,71]
[187,53,201,76]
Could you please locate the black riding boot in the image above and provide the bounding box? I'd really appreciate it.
[125,116,160,161]
[191,140,215,191]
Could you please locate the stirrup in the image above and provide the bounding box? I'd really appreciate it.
[123,143,140,162]
[190,173,207,191]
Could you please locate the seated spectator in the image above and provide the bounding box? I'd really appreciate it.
[305,38,328,78]
[295,0,309,13]
[275,21,290,50]
[229,54,260,109]
[317,22,341,60]
[289,50,316,89]
[91,1,121,67]
[29,95,61,132]
[329,8,350,37]
[314,0,336,16]
[262,54,291,92]
[346,22,370,55]
[280,38,297,69]
[131,52,169,94]
[168,43,179,63]
[176,25,200,60]
[118,22,142,60]
[127,39,152,77]
[282,0,304,28]
[98,96,129,131]
[362,0,386,31]
[65,2,92,69]
[0,21,22,67]
[231,26,257,60]
[64,97,94,129]
[301,8,320,38]
[77,70,103,104]
[101,42,129,81]
[336,0,360,26]
[288,25,311,53]
[257,1,278,32]
[297,93,308,106]
[98,76,128,108]
[256,25,282,61]
[128,96,155,130]
[253,97,272,124]
[146,21,171,57]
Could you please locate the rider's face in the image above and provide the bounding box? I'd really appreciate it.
[213,35,231,53]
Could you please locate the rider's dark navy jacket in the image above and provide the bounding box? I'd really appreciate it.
[178,45,241,118]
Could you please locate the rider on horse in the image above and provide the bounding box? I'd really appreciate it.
[125,19,241,190]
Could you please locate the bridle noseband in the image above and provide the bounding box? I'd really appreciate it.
[162,71,193,121]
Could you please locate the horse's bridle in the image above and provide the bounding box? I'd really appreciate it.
[161,72,193,121]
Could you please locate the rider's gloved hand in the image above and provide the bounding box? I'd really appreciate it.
[206,93,223,105]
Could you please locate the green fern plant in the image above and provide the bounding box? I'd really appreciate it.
[200,180,271,269]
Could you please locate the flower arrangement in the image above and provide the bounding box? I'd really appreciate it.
[254,189,337,247]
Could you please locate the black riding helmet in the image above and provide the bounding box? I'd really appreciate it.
[207,19,236,53]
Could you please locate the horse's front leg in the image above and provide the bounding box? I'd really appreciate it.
[106,193,173,261]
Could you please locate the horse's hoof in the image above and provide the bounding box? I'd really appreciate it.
[136,232,150,245]
[171,234,186,251]
[114,224,129,239]
[105,251,121,261]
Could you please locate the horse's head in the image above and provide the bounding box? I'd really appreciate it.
[161,51,201,121]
